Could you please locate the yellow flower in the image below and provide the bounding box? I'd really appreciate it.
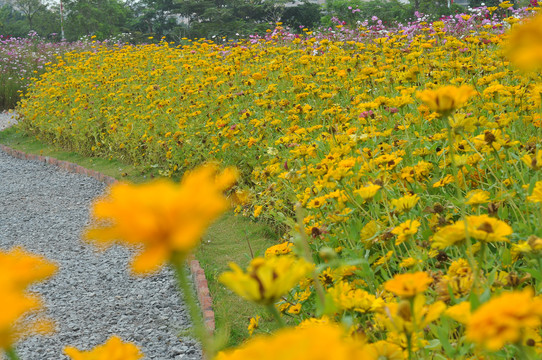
[214,323,373,360]
[467,214,513,243]
[391,219,420,245]
[85,165,238,274]
[365,341,404,360]
[253,205,263,218]
[445,301,471,324]
[264,242,293,257]
[354,183,381,201]
[247,316,260,336]
[64,336,143,360]
[219,256,314,305]
[505,13,542,71]
[432,215,513,249]
[465,189,490,206]
[399,257,421,268]
[435,259,473,301]
[521,150,542,170]
[0,248,57,351]
[527,181,542,203]
[416,85,476,114]
[327,281,383,313]
[384,272,433,298]
[466,289,542,351]
[390,194,419,214]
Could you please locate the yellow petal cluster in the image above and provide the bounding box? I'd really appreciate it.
[466,289,542,351]
[384,271,433,298]
[214,323,374,360]
[432,214,512,249]
[505,13,542,71]
[64,336,143,360]
[0,247,57,350]
[219,256,314,305]
[417,85,476,114]
[85,165,238,274]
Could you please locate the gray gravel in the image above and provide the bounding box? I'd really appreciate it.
[0,125,201,359]
[0,111,18,131]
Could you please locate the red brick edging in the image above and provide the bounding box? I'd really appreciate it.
[0,143,215,332]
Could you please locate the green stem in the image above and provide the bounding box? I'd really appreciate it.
[5,348,20,360]
[172,255,213,358]
[267,304,286,328]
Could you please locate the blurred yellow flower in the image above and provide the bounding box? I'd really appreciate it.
[466,289,542,351]
[384,272,433,298]
[85,165,238,274]
[445,301,471,324]
[505,13,542,71]
[0,247,57,351]
[214,323,373,360]
[417,85,476,114]
[354,183,381,201]
[219,256,314,305]
[64,336,143,360]
[527,181,542,203]
[465,189,490,206]
[365,341,403,360]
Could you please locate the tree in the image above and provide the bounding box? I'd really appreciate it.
[63,0,133,40]
[281,1,322,31]
[8,0,45,29]
[128,0,182,41]
[176,0,287,39]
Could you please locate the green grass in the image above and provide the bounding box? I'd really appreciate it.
[199,213,280,348]
[0,124,279,349]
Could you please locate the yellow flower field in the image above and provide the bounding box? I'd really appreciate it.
[12,8,542,359]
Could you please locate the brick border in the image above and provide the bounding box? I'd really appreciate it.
[0,143,215,332]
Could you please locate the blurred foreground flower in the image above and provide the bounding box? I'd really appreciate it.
[417,85,476,114]
[214,323,373,360]
[466,289,542,351]
[64,336,143,360]
[504,13,542,71]
[85,165,238,274]
[0,247,57,356]
[219,256,314,305]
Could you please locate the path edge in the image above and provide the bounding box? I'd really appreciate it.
[0,143,216,333]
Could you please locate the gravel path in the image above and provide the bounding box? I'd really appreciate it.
[0,111,18,131]
[0,113,201,359]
